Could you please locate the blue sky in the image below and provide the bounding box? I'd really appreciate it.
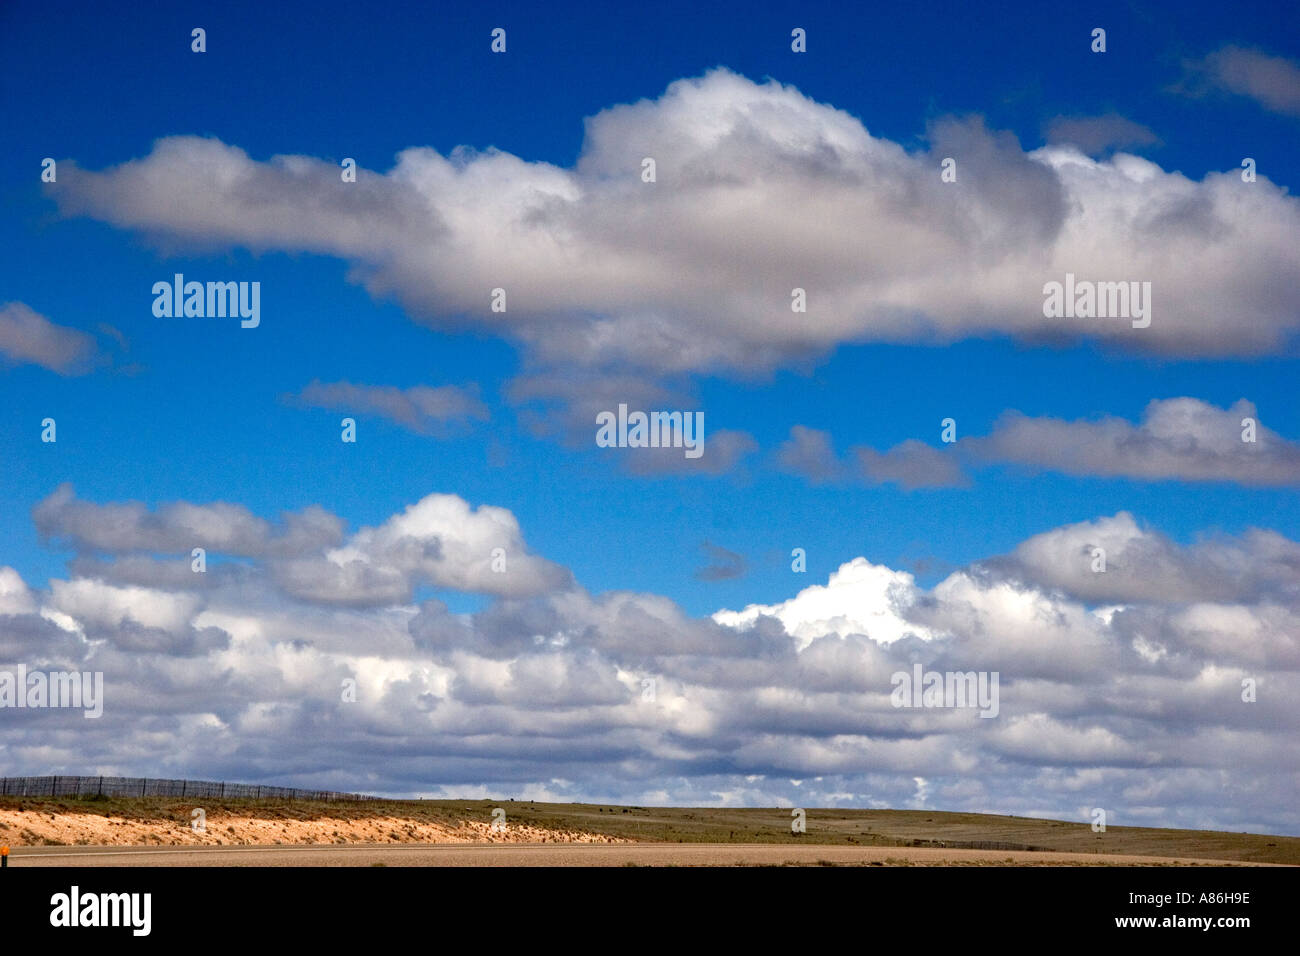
[4,0,1299,613]
[1,0,1299,830]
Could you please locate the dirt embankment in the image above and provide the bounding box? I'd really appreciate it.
[0,804,629,848]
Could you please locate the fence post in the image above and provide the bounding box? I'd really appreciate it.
[98,776,103,797]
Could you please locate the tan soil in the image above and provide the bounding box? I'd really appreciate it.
[0,807,630,848]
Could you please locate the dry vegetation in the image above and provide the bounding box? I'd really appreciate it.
[0,795,625,847]
[0,795,1294,864]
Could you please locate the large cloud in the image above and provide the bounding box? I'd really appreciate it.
[34,483,345,558]
[271,492,573,603]
[713,557,938,650]
[2,489,1298,833]
[989,511,1300,607]
[972,397,1300,485]
[47,69,1300,379]
[777,398,1300,488]
[33,484,570,602]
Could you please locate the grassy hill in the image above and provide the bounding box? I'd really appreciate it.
[1,794,1294,864]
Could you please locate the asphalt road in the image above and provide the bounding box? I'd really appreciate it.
[4,843,1270,866]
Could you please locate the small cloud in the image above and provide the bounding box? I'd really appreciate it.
[1173,45,1300,117]
[96,322,130,352]
[1043,113,1159,155]
[285,380,489,435]
[694,541,747,581]
[622,428,758,477]
[508,370,692,446]
[775,425,967,490]
[776,425,846,483]
[0,302,104,375]
[853,440,967,490]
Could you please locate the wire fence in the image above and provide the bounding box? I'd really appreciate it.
[0,775,378,802]
[907,838,1046,852]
